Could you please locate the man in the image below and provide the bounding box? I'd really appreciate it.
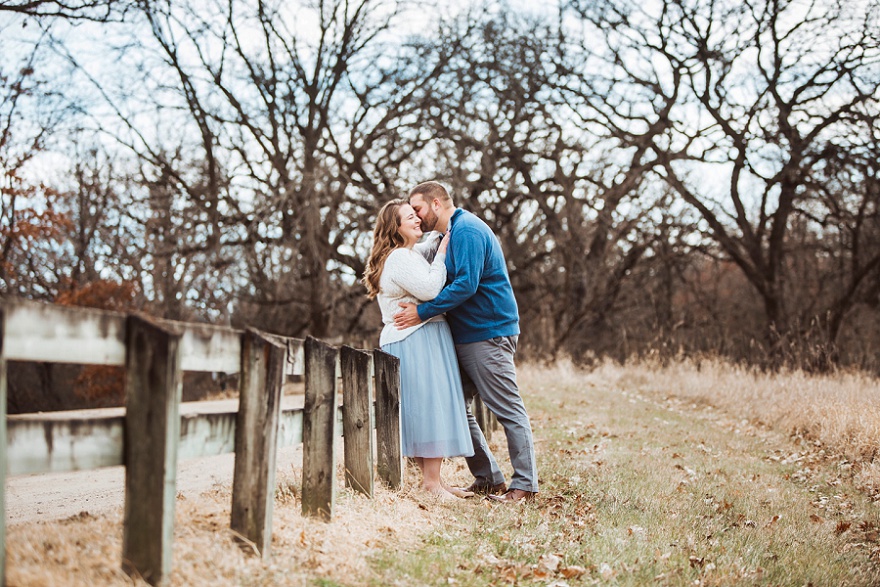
[394,180,538,504]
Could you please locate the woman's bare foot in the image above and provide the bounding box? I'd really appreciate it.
[422,484,457,500]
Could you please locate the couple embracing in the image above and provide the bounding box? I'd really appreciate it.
[362,181,538,504]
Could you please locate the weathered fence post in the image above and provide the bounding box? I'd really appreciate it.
[473,393,500,439]
[0,307,7,586]
[373,349,402,490]
[473,395,493,441]
[340,346,374,497]
[122,314,183,585]
[231,329,286,557]
[302,336,339,520]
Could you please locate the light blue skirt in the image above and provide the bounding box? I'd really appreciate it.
[382,321,474,459]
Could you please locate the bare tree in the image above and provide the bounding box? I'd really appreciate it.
[0,0,130,20]
[101,0,444,335]
[796,109,880,364]
[16,0,416,331]
[405,7,674,359]
[567,0,880,367]
[0,31,74,297]
[6,0,878,371]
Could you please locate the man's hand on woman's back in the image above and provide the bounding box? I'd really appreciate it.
[394,302,422,329]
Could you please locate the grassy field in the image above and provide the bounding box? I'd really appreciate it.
[7,360,880,586]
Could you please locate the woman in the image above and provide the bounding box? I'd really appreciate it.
[363,199,474,500]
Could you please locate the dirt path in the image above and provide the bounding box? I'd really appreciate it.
[6,393,308,526]
[6,445,304,526]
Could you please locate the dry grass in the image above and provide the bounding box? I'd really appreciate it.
[8,358,880,586]
[6,459,477,587]
[588,356,880,493]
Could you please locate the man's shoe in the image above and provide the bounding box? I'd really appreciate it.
[460,481,507,496]
[486,488,536,504]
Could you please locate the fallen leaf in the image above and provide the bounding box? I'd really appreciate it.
[560,565,587,579]
[532,567,551,580]
[499,566,518,583]
[483,553,502,565]
[538,553,562,572]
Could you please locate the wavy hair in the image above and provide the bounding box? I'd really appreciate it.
[362,199,408,299]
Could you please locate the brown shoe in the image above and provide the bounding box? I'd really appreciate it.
[460,481,508,496]
[486,488,536,504]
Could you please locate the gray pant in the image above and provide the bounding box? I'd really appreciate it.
[455,336,538,493]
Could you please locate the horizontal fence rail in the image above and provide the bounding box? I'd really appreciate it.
[5,399,324,476]
[1,298,305,374]
[0,298,404,587]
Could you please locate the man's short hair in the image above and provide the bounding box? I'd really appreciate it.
[409,181,453,205]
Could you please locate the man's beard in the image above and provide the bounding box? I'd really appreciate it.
[420,208,439,232]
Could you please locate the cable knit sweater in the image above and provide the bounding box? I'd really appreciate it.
[377,234,447,346]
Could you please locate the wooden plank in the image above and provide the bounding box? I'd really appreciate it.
[301,336,339,520]
[285,338,304,376]
[122,314,183,586]
[1,307,8,586]
[341,346,374,497]
[1,298,126,365]
[373,349,402,490]
[5,397,320,477]
[231,329,286,558]
[278,408,304,447]
[0,299,308,377]
[175,322,241,373]
[178,411,237,460]
[7,413,124,475]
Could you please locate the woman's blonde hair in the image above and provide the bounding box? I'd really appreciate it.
[362,199,408,299]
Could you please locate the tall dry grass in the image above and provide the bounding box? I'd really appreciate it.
[6,460,477,586]
[9,358,880,586]
[576,356,880,495]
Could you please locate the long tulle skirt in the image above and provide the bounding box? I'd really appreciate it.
[381,321,474,458]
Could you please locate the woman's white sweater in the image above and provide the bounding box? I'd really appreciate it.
[377,235,447,346]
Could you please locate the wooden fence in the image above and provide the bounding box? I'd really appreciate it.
[0,298,408,586]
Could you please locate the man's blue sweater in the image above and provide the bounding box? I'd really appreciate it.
[416,208,520,344]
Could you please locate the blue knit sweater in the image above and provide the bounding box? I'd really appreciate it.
[416,208,520,344]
